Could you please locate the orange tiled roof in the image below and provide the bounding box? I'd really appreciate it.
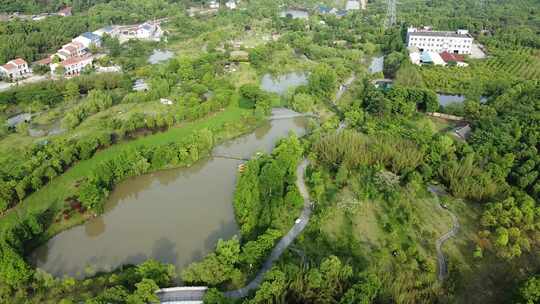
[61,55,92,67]
[12,58,27,65]
[2,63,17,71]
[35,57,52,65]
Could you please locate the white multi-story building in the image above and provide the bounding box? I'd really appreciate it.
[226,0,237,9]
[0,58,30,80]
[51,55,93,77]
[209,1,220,9]
[345,0,360,10]
[407,27,473,55]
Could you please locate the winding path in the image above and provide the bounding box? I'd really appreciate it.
[334,74,356,104]
[223,159,312,299]
[156,160,312,302]
[429,186,460,281]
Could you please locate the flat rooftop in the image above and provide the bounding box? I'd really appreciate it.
[408,31,471,39]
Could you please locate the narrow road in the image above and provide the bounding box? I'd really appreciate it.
[334,74,356,104]
[429,186,460,281]
[224,159,312,299]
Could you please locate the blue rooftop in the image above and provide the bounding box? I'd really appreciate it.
[319,5,332,14]
[336,9,348,16]
[81,32,101,42]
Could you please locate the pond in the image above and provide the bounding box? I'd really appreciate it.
[368,56,384,74]
[260,72,308,96]
[6,112,31,127]
[148,49,174,65]
[28,120,65,137]
[438,94,465,106]
[30,108,308,278]
[280,9,309,19]
[438,94,488,107]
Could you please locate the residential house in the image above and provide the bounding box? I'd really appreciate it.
[74,32,102,49]
[56,41,86,60]
[209,1,220,9]
[58,6,72,17]
[133,79,149,91]
[335,9,348,17]
[408,46,421,65]
[440,51,469,67]
[346,0,361,11]
[51,55,93,77]
[137,23,157,39]
[93,26,118,38]
[318,5,332,14]
[407,27,473,55]
[0,58,30,80]
[226,0,237,9]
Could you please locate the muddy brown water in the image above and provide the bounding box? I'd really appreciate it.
[31,108,308,277]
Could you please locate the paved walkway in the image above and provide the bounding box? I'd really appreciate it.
[223,159,312,299]
[334,74,356,104]
[0,74,49,92]
[429,186,460,281]
[157,160,312,302]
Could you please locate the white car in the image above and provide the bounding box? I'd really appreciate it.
[295,218,302,224]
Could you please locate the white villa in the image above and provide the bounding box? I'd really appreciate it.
[0,58,30,80]
[56,41,86,60]
[51,55,93,77]
[345,0,361,10]
[73,32,102,49]
[209,1,220,9]
[407,27,473,55]
[226,0,238,9]
[93,22,163,43]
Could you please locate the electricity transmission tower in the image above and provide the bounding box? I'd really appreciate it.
[385,0,397,28]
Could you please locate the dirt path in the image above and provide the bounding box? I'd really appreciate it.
[334,74,356,104]
[429,186,460,281]
[224,159,312,299]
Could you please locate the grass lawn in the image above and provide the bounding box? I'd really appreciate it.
[321,186,467,262]
[228,62,259,87]
[0,105,251,232]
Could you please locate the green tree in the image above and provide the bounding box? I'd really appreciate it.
[64,81,80,102]
[518,275,540,304]
[308,63,337,100]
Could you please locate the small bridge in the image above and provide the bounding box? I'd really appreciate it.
[156,286,207,303]
[156,160,313,302]
[211,154,250,161]
[269,113,316,121]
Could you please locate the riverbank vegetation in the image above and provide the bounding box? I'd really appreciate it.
[0,0,538,302]
[181,135,304,289]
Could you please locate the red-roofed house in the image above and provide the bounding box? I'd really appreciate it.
[440,51,468,67]
[56,42,86,60]
[51,55,93,77]
[58,7,72,17]
[35,57,52,66]
[0,58,30,80]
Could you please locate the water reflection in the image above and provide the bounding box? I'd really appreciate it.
[31,109,307,278]
[85,217,105,238]
[260,73,308,96]
[148,49,174,65]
